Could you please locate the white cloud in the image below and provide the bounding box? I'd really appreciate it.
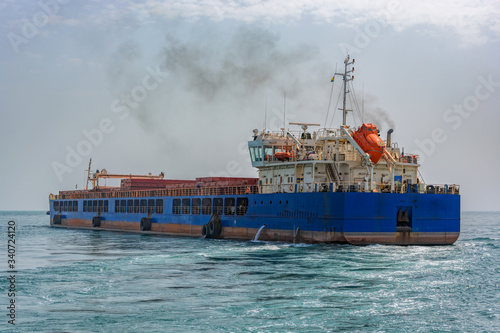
[123,0,500,46]
[2,0,497,46]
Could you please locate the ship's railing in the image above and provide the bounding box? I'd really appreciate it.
[51,185,260,200]
[317,128,343,138]
[259,182,460,195]
[50,182,460,200]
[399,154,419,164]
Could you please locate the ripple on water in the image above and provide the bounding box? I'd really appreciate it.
[2,211,499,332]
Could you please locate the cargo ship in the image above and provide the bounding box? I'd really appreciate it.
[49,56,460,245]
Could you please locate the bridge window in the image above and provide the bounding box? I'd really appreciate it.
[182,198,190,214]
[192,198,201,214]
[224,198,235,216]
[236,198,249,215]
[264,146,273,161]
[172,199,181,214]
[202,198,211,215]
[156,199,163,214]
[249,146,263,162]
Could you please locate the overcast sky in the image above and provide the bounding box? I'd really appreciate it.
[0,0,499,211]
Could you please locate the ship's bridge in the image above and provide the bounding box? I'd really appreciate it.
[247,124,442,195]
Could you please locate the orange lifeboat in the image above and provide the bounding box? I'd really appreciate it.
[352,123,385,163]
[274,151,291,161]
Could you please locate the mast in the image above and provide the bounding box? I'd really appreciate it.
[85,158,92,190]
[334,55,355,126]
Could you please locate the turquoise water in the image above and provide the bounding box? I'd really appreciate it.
[1,212,499,332]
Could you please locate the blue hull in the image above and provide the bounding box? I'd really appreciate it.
[49,192,460,245]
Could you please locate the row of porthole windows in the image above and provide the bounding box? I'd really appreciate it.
[172,197,249,216]
[114,199,164,214]
[53,200,78,212]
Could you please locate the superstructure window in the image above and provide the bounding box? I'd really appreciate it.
[264,146,273,161]
[213,198,223,215]
[114,200,119,213]
[249,148,256,162]
[250,146,263,162]
[54,201,60,211]
[73,201,78,212]
[134,199,139,213]
[83,201,87,212]
[192,198,201,214]
[182,198,190,214]
[98,200,103,213]
[156,199,163,214]
[172,199,181,214]
[103,200,108,213]
[202,198,211,215]
[93,200,97,213]
[127,200,133,213]
[120,200,126,213]
[224,198,235,216]
[236,198,249,216]
[63,201,68,212]
[140,199,147,213]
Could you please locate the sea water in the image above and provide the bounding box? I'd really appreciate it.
[0,211,498,332]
